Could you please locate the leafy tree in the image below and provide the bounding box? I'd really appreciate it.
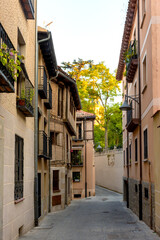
[61,59,121,149]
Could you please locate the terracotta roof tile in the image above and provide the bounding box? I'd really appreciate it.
[76,110,96,119]
[116,0,137,81]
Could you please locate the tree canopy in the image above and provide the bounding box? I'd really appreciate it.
[61,58,122,150]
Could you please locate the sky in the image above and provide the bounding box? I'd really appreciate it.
[37,0,129,74]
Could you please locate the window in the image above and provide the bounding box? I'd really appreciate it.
[144,129,148,159]
[144,187,149,199]
[58,87,63,117]
[70,96,73,115]
[123,150,125,166]
[66,133,69,161]
[15,135,24,200]
[135,139,138,162]
[53,170,59,192]
[126,147,128,165]
[73,172,80,182]
[129,144,131,164]
[77,123,82,139]
[142,55,147,89]
[71,150,82,166]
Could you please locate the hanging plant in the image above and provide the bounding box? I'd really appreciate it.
[0,43,24,81]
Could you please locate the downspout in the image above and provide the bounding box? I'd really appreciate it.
[48,106,51,213]
[126,82,129,209]
[84,118,87,198]
[34,0,38,227]
[137,0,143,221]
[34,25,51,226]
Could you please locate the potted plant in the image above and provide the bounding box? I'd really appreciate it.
[0,43,24,81]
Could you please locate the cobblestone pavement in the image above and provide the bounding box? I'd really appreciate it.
[20,186,160,240]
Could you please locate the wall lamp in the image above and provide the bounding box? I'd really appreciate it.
[120,95,139,111]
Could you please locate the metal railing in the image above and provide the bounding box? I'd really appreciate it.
[71,151,83,166]
[17,76,34,117]
[0,23,15,92]
[39,131,47,158]
[38,66,47,99]
[126,40,138,71]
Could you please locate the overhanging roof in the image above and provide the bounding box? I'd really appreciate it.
[116,0,137,81]
[38,27,57,78]
[57,67,82,110]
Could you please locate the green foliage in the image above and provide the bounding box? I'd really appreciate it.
[107,103,122,149]
[20,88,34,105]
[94,125,105,150]
[0,43,24,81]
[61,59,122,149]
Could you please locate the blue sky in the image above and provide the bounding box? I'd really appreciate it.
[37,0,128,73]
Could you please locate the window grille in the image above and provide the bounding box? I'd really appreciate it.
[15,135,24,200]
[144,129,148,159]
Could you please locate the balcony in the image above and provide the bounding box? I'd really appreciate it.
[44,83,52,109]
[17,74,34,117]
[38,66,47,99]
[126,40,138,83]
[20,0,34,19]
[127,101,140,132]
[0,24,15,93]
[71,150,83,167]
[39,131,48,158]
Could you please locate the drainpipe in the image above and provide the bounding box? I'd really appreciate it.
[126,82,129,208]
[137,0,143,221]
[48,108,51,213]
[84,118,87,198]
[34,0,38,227]
[34,22,51,226]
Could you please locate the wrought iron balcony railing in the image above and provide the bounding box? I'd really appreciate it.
[127,101,140,132]
[17,69,34,117]
[38,66,47,99]
[39,131,48,158]
[20,0,34,19]
[0,23,15,93]
[44,83,52,109]
[125,40,138,83]
[71,150,83,167]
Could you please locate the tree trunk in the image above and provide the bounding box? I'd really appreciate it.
[105,127,108,150]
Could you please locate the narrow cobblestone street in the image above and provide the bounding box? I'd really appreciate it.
[20,186,160,240]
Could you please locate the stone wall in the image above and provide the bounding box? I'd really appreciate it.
[124,177,155,229]
[95,149,123,193]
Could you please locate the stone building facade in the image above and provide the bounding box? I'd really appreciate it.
[50,67,81,211]
[72,111,95,199]
[0,0,36,239]
[116,0,160,232]
[37,27,57,221]
[95,149,123,193]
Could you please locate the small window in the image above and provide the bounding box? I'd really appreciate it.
[144,129,148,159]
[135,184,138,193]
[15,135,24,200]
[123,150,125,166]
[144,187,149,199]
[53,170,59,192]
[126,147,128,165]
[58,87,63,117]
[73,172,80,182]
[129,144,131,164]
[143,55,147,88]
[135,139,138,162]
